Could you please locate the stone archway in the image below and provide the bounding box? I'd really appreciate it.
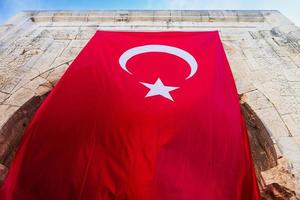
[0,93,48,181]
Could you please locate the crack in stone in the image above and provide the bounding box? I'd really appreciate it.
[256,88,294,137]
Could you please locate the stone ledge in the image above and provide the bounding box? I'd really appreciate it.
[17,10,279,24]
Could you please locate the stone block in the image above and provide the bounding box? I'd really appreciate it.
[228,59,256,94]
[181,11,201,22]
[76,28,97,40]
[60,46,82,59]
[0,92,8,103]
[269,96,299,116]
[283,68,300,82]
[208,11,225,22]
[0,105,19,129]
[244,90,273,110]
[282,114,300,137]
[277,136,300,166]
[32,40,69,74]
[253,107,291,140]
[4,88,35,107]
[153,10,170,22]
[237,11,264,22]
[47,64,68,85]
[22,76,48,91]
[52,16,87,22]
[0,75,22,94]
[50,56,72,70]
[35,85,52,96]
[69,40,89,48]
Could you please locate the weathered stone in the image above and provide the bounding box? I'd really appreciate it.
[35,85,52,96]
[69,39,89,48]
[276,136,300,174]
[1,10,300,197]
[282,114,300,138]
[47,64,68,85]
[60,45,82,59]
[269,96,300,116]
[262,157,300,197]
[4,88,35,107]
[50,28,79,40]
[22,76,48,91]
[283,68,300,82]
[256,107,291,139]
[0,105,19,128]
[31,40,69,74]
[227,58,257,94]
[0,74,21,94]
[261,183,298,200]
[243,90,273,110]
[241,102,277,171]
[0,93,48,166]
[49,56,72,70]
[76,28,97,40]
[0,92,8,103]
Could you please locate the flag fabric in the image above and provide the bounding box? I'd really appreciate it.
[0,31,260,200]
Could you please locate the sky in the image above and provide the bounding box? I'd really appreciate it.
[0,0,299,26]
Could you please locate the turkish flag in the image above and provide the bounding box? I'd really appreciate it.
[0,31,260,199]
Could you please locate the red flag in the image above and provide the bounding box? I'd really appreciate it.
[0,31,260,200]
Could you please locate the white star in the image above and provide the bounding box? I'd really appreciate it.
[140,78,179,101]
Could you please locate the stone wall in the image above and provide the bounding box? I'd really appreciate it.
[0,10,300,198]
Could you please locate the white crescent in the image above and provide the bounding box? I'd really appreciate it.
[119,45,198,80]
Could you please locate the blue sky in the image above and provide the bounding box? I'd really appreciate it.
[0,0,299,26]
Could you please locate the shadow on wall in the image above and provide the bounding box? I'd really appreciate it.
[240,100,298,199]
[0,92,297,199]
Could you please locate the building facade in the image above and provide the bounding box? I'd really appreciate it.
[0,10,300,198]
